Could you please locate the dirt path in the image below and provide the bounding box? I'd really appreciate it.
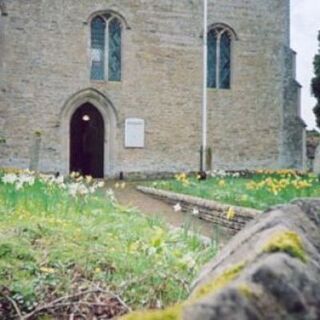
[109,182,231,244]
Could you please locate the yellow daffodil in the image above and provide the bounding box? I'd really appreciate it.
[226,207,236,220]
[128,242,139,253]
[218,179,226,188]
[40,267,55,274]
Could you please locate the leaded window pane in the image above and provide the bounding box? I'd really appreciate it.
[207,30,217,88]
[108,18,122,81]
[90,17,105,80]
[219,32,231,89]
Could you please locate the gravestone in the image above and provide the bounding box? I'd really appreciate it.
[29,132,41,171]
[313,144,320,174]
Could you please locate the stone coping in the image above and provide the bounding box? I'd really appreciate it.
[137,186,261,232]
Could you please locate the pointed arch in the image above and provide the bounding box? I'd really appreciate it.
[87,10,130,30]
[60,88,119,122]
[60,88,119,177]
[207,23,238,40]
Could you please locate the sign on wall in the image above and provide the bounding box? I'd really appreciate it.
[125,118,145,148]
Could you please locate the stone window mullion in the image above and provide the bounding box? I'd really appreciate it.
[104,19,109,81]
[216,31,222,89]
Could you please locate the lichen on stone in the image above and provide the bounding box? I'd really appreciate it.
[262,230,307,262]
[237,283,255,299]
[192,261,246,300]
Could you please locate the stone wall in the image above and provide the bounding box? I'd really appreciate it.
[0,0,304,176]
[137,186,259,233]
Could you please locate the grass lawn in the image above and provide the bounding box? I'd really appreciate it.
[0,170,217,319]
[149,170,320,211]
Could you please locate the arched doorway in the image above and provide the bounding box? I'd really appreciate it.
[70,103,104,178]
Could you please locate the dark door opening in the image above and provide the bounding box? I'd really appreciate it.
[70,103,104,178]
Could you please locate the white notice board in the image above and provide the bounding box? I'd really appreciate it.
[125,118,145,148]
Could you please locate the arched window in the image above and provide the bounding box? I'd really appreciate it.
[90,14,122,81]
[207,24,235,89]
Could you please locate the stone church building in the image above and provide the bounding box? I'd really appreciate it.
[0,0,305,177]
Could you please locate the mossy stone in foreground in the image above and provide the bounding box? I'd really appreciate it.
[262,230,307,262]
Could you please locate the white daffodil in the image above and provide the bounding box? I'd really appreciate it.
[192,207,199,216]
[18,174,35,186]
[60,183,66,189]
[78,184,89,196]
[97,181,105,188]
[55,176,64,185]
[39,174,54,183]
[155,300,162,309]
[85,175,93,184]
[106,189,116,202]
[68,183,79,197]
[173,203,182,212]
[106,188,114,197]
[181,254,196,269]
[29,176,35,186]
[2,173,18,184]
[148,247,157,256]
[15,181,24,191]
[89,186,96,194]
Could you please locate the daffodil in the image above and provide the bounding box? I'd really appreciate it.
[97,181,105,188]
[226,207,236,220]
[218,180,226,188]
[128,242,140,253]
[2,173,18,184]
[40,267,55,274]
[150,228,165,248]
[173,203,182,212]
[85,175,93,184]
[192,207,199,216]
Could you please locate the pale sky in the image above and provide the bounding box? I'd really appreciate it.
[291,0,320,129]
